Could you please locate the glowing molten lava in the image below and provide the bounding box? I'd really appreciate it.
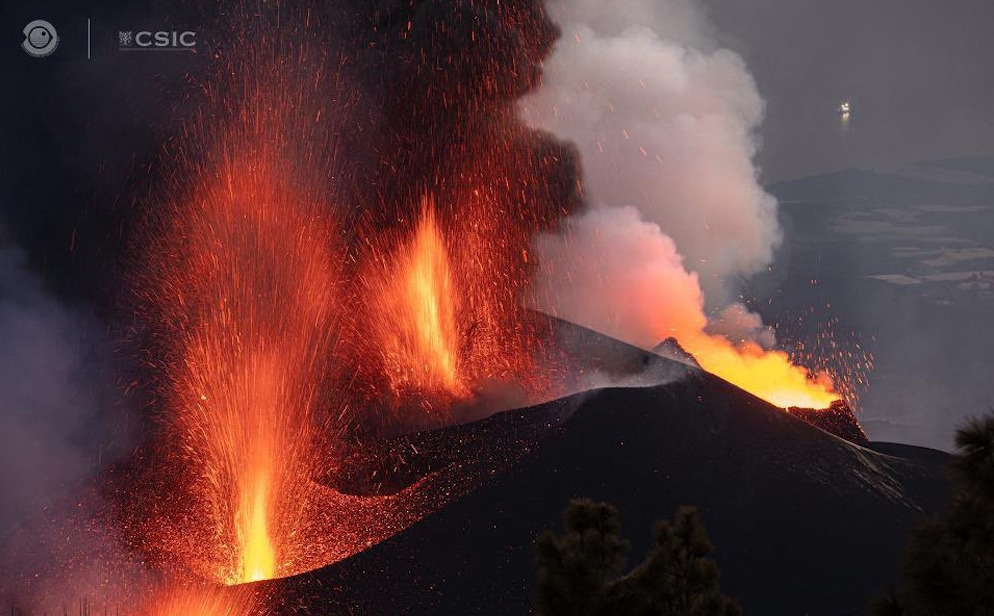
[158,154,340,584]
[358,191,557,422]
[144,584,255,616]
[677,332,840,409]
[141,56,344,582]
[374,199,468,398]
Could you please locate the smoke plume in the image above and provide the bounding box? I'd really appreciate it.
[523,0,779,346]
[534,206,706,348]
[0,234,96,534]
[0,226,141,611]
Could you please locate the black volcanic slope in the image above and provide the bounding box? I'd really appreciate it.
[269,370,950,616]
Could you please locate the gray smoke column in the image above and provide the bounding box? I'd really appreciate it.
[522,0,780,348]
[0,226,138,612]
[0,234,95,534]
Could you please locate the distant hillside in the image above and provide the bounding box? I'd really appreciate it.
[750,158,994,449]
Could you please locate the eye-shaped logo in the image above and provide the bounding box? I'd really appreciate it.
[22,20,59,57]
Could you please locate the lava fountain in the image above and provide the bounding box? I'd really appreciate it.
[143,583,257,616]
[139,42,345,585]
[372,197,468,400]
[155,150,340,584]
[356,189,560,425]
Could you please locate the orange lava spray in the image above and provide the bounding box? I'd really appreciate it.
[373,197,468,399]
[356,188,560,424]
[138,38,346,584]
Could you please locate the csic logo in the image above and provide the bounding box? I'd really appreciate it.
[119,30,196,52]
[22,20,59,57]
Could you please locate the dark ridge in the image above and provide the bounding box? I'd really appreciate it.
[328,316,872,501]
[323,401,572,497]
[265,369,950,616]
[324,314,689,497]
[867,441,955,468]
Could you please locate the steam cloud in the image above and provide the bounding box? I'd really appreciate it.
[534,206,706,347]
[522,0,780,349]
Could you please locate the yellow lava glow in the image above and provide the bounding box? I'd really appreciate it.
[239,474,276,583]
[376,198,468,397]
[679,331,840,409]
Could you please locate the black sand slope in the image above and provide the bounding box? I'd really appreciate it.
[269,370,950,616]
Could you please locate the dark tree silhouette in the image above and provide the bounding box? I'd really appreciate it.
[871,414,994,616]
[535,499,628,616]
[536,499,740,616]
[867,588,904,616]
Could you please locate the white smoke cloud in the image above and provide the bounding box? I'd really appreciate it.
[706,302,777,348]
[521,0,779,306]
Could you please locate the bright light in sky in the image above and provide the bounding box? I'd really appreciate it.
[839,100,852,130]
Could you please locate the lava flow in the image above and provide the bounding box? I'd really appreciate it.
[677,332,840,409]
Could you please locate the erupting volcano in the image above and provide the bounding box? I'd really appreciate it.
[134,2,861,591]
[0,2,884,615]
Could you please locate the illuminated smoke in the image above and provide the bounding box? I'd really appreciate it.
[533,206,707,348]
[534,207,839,409]
[525,0,847,409]
[521,0,779,301]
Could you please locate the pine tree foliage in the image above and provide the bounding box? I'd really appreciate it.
[537,499,740,616]
[871,414,994,616]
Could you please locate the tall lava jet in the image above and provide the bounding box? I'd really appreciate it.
[135,29,349,585]
[337,0,583,430]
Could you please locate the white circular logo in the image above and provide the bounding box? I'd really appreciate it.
[22,20,59,57]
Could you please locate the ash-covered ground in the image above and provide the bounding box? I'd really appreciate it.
[257,321,950,616]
